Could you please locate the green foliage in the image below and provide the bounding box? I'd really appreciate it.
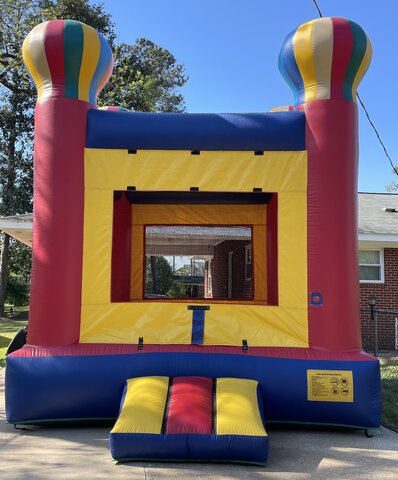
[100,39,187,112]
[0,2,36,219]
[0,319,28,368]
[145,256,174,296]
[0,0,188,314]
[8,239,32,284]
[145,256,202,298]
[5,274,30,306]
[380,357,398,431]
[175,260,205,277]
[166,281,189,298]
[385,166,398,191]
[0,1,37,314]
[40,0,116,46]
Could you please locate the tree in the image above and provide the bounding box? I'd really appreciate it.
[100,40,187,112]
[0,0,39,315]
[40,0,116,46]
[5,237,32,307]
[386,178,398,192]
[0,0,188,315]
[145,256,174,296]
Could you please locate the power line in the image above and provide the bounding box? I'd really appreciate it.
[356,93,398,174]
[310,0,396,174]
[312,0,323,17]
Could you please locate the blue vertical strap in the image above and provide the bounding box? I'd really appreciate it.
[188,306,209,345]
[192,309,205,345]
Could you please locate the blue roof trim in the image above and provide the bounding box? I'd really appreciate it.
[86,110,305,151]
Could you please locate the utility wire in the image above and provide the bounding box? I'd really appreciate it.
[312,0,323,17]
[356,93,398,174]
[311,0,396,173]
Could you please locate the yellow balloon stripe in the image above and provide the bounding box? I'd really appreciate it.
[22,22,52,101]
[351,37,372,101]
[22,38,41,96]
[312,17,333,101]
[293,20,317,103]
[78,24,101,103]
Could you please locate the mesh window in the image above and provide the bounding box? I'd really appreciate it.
[145,226,252,300]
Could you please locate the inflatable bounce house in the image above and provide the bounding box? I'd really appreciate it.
[6,17,381,464]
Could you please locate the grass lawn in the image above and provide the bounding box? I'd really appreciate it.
[0,305,29,369]
[380,356,398,432]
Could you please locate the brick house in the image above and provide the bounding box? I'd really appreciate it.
[1,194,398,349]
[359,192,398,350]
[209,240,252,300]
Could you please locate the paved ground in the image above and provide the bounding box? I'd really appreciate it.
[0,371,397,480]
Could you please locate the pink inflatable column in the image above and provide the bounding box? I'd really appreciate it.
[279,17,372,351]
[22,20,113,345]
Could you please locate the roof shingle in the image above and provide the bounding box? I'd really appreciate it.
[358,192,398,235]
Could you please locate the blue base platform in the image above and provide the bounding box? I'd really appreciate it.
[5,348,381,428]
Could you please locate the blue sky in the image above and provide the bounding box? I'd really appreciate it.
[102,0,397,192]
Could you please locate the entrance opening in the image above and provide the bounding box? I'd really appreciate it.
[111,191,278,305]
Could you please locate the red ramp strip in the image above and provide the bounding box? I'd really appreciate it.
[165,376,212,434]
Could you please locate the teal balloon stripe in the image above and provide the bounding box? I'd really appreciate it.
[64,20,84,99]
[344,21,368,101]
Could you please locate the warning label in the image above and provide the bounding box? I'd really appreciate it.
[307,370,353,402]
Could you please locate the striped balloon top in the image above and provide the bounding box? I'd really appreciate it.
[22,20,113,105]
[279,17,372,107]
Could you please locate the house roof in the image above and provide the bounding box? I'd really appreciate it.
[0,213,33,247]
[358,192,398,236]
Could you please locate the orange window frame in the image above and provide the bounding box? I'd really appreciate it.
[130,204,267,303]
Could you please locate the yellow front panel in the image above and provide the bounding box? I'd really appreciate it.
[85,150,307,192]
[80,149,308,347]
[204,305,307,347]
[81,302,192,344]
[80,303,307,346]
[216,378,266,436]
[81,189,112,305]
[278,192,307,308]
[111,377,169,434]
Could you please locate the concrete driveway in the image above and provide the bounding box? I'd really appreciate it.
[0,371,397,480]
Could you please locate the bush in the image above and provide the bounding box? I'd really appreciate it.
[5,276,30,306]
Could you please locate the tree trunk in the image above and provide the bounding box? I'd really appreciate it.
[0,233,11,316]
[150,256,159,294]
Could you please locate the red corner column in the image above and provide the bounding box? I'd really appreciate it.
[278,17,372,351]
[29,99,91,345]
[305,100,361,350]
[22,20,113,345]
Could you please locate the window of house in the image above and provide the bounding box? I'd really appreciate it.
[359,249,384,283]
[245,244,252,281]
